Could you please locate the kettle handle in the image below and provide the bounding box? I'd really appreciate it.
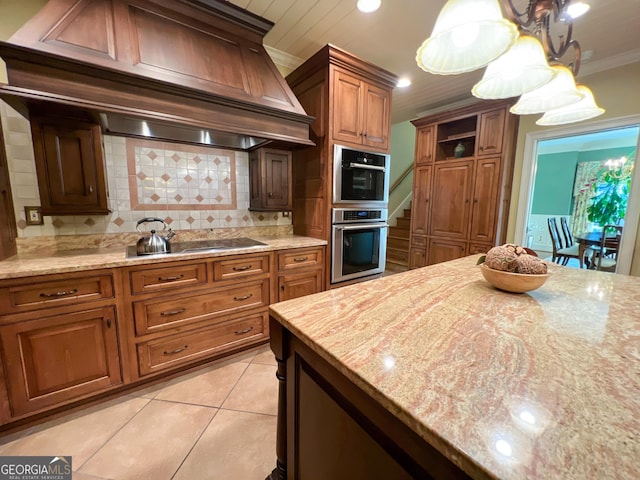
[136,217,167,233]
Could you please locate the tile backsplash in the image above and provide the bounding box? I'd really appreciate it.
[0,100,291,243]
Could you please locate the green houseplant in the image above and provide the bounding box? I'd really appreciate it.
[586,156,634,228]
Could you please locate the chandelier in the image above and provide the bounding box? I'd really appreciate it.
[416,0,604,126]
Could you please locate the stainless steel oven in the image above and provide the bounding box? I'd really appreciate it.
[333,144,390,205]
[331,208,388,284]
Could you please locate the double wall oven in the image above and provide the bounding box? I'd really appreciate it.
[331,145,390,284]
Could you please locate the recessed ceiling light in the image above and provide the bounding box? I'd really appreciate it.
[566,2,590,19]
[357,0,381,13]
[396,78,411,88]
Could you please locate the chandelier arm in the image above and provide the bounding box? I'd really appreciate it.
[501,0,538,28]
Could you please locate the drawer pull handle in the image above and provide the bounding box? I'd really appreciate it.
[235,326,254,335]
[233,293,253,301]
[160,308,186,316]
[232,265,252,271]
[40,288,78,298]
[158,274,184,282]
[293,256,309,262]
[163,345,188,355]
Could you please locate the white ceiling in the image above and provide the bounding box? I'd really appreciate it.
[228,0,640,124]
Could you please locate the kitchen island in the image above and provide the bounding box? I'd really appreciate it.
[267,255,639,479]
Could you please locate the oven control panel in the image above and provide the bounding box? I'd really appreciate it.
[332,208,388,224]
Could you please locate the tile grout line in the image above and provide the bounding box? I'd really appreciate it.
[168,359,256,480]
[73,397,156,475]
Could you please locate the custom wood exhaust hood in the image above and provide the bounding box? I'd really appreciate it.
[0,0,314,150]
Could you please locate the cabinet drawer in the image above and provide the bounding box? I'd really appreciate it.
[411,236,427,247]
[278,248,323,270]
[129,262,207,294]
[468,243,493,255]
[133,279,269,336]
[0,274,114,315]
[137,312,267,376]
[213,254,270,281]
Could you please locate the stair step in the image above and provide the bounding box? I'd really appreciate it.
[385,259,410,274]
[395,217,411,229]
[389,226,409,238]
[387,236,409,249]
[386,247,409,263]
[403,208,412,218]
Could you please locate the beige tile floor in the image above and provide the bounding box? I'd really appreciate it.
[0,344,278,480]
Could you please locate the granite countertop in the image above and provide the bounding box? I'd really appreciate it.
[269,255,639,480]
[0,235,327,280]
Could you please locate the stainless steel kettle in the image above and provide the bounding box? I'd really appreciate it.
[136,217,176,255]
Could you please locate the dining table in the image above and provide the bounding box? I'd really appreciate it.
[574,230,620,269]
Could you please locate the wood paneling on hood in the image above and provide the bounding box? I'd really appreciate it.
[0,0,314,149]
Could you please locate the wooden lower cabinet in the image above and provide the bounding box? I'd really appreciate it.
[276,247,324,302]
[427,238,467,266]
[0,247,326,427]
[137,311,268,376]
[269,318,470,480]
[0,307,121,417]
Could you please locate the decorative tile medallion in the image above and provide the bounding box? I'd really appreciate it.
[127,138,237,211]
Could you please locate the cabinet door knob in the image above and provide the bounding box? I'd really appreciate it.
[268,192,273,197]
[88,185,94,193]
[479,146,484,152]
[106,318,112,328]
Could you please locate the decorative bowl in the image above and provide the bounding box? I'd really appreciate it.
[479,264,551,293]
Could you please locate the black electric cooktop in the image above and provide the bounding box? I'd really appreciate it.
[126,237,268,258]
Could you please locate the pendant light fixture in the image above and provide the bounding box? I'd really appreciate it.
[510,65,584,115]
[416,0,604,125]
[536,85,605,125]
[416,0,518,75]
[472,34,556,99]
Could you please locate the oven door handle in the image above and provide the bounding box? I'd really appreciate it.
[335,223,388,231]
[348,163,386,172]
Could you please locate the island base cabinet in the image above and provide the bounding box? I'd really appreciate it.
[268,317,471,480]
[0,307,122,417]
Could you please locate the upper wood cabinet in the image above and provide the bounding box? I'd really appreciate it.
[414,126,435,165]
[332,68,391,150]
[31,115,110,216]
[249,148,292,211]
[478,109,506,156]
[409,102,518,267]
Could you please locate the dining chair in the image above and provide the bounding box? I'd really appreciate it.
[593,225,623,272]
[560,217,574,247]
[547,217,581,265]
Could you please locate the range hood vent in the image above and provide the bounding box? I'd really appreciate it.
[0,0,314,150]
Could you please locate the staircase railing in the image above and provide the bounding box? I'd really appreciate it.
[389,164,413,195]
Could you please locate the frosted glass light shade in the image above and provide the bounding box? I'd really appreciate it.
[416,0,518,75]
[510,65,584,115]
[472,35,556,99]
[536,85,605,125]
